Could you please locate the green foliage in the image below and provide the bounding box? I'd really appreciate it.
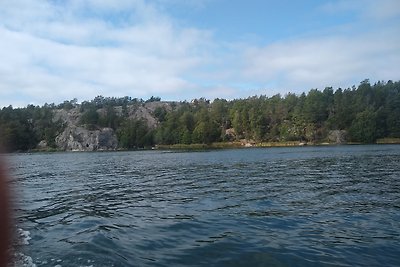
[58,99,77,110]
[152,81,400,145]
[0,105,65,151]
[303,89,329,123]
[1,80,400,151]
[146,96,161,103]
[153,106,167,122]
[79,108,99,128]
[349,109,377,143]
[117,119,154,149]
[98,105,121,129]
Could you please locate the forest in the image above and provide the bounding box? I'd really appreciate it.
[0,80,399,152]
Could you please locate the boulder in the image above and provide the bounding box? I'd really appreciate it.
[225,128,236,141]
[328,130,347,144]
[37,140,49,150]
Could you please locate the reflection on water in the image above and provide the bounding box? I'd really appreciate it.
[9,145,400,266]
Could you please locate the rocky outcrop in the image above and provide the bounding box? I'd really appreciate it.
[53,108,81,126]
[328,130,347,144]
[37,140,49,150]
[55,126,118,151]
[127,102,174,129]
[127,105,159,129]
[49,101,176,151]
[225,128,236,141]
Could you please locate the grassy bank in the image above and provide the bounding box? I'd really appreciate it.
[156,139,400,151]
[156,141,319,150]
[21,138,400,153]
[376,138,400,144]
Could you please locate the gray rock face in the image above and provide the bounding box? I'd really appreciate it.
[328,130,347,144]
[55,126,118,151]
[49,101,176,151]
[53,108,81,126]
[37,140,49,150]
[126,102,174,129]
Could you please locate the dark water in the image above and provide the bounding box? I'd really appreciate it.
[8,145,400,267]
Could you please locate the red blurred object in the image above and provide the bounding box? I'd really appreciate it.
[0,158,10,267]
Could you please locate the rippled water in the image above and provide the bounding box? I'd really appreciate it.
[8,145,400,266]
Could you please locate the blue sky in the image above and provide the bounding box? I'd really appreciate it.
[0,0,399,107]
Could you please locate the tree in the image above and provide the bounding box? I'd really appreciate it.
[349,109,377,143]
[146,96,161,103]
[99,105,119,129]
[79,108,99,127]
[303,89,328,123]
[117,119,153,149]
[153,106,167,122]
[1,79,399,151]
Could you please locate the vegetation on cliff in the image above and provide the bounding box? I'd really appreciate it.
[0,80,399,152]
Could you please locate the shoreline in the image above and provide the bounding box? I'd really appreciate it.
[9,138,400,153]
[146,139,400,151]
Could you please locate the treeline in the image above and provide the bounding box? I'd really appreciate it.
[0,104,63,151]
[1,80,399,151]
[153,80,400,145]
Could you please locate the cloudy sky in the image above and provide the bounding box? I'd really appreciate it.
[0,0,399,107]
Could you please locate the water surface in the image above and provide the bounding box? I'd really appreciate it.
[9,145,400,266]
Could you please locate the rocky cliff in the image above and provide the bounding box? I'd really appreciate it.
[39,101,172,151]
[55,126,118,151]
[50,107,117,151]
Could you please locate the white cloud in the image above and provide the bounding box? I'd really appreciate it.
[0,0,399,107]
[320,0,400,20]
[155,0,212,10]
[241,29,400,92]
[233,0,400,93]
[0,0,213,107]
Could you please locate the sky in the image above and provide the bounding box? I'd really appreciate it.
[0,0,399,107]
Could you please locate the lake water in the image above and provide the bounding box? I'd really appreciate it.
[7,145,400,267]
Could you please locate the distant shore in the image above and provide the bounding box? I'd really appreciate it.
[18,137,400,153]
[155,138,400,150]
